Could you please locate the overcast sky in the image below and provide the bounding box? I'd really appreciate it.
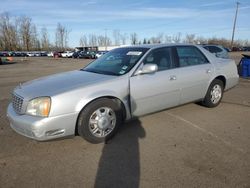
[1,0,249,47]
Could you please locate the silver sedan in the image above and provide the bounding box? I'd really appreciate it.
[7,44,239,143]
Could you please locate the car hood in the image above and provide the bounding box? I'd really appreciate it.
[14,70,116,99]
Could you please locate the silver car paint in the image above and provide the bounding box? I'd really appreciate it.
[7,44,239,141]
[8,105,79,140]
[130,67,181,116]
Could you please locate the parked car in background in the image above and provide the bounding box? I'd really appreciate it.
[96,51,108,58]
[80,51,97,59]
[2,52,28,57]
[243,46,250,51]
[61,51,74,58]
[72,51,82,58]
[0,52,5,57]
[231,47,241,52]
[53,51,63,58]
[3,52,9,57]
[9,51,28,57]
[0,52,9,57]
[33,52,40,57]
[20,52,28,57]
[27,52,35,57]
[8,52,16,56]
[7,44,239,143]
[12,52,20,57]
[40,52,48,56]
[202,45,229,59]
[47,52,54,57]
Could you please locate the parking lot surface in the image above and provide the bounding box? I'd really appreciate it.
[0,53,250,187]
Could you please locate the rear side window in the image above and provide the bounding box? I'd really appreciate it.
[176,46,209,67]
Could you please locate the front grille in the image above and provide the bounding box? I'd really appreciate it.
[12,93,24,114]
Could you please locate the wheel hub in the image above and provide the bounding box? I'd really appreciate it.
[214,90,220,98]
[97,117,109,130]
[211,84,222,104]
[88,107,116,138]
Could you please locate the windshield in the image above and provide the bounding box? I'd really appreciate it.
[83,47,149,76]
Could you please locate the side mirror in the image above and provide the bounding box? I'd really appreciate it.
[135,63,158,75]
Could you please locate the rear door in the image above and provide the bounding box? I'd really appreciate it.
[174,46,214,104]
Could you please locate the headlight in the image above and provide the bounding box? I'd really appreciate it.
[26,97,51,117]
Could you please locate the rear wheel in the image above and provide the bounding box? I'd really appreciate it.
[77,98,122,143]
[202,79,224,108]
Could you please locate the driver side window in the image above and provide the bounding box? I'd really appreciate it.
[144,47,174,71]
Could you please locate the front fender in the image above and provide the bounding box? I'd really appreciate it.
[75,91,131,120]
[49,75,131,119]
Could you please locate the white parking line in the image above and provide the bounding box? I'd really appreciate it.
[165,112,245,154]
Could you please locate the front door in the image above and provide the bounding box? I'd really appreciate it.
[129,47,181,117]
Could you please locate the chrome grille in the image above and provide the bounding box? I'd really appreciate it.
[12,93,24,114]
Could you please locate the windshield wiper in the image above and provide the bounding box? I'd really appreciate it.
[80,69,99,74]
[81,68,119,76]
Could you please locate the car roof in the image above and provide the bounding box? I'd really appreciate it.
[121,43,197,49]
[202,44,223,47]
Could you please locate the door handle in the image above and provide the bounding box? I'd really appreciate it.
[206,69,212,73]
[169,75,177,81]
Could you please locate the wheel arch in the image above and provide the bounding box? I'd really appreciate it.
[75,96,127,135]
[213,75,226,89]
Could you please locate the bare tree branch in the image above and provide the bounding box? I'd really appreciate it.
[55,23,69,50]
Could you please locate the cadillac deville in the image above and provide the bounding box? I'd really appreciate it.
[7,44,239,143]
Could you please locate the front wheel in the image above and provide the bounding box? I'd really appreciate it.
[202,79,224,108]
[77,98,122,143]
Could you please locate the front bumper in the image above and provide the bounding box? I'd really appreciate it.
[7,104,79,141]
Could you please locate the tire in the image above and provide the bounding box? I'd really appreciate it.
[202,79,224,108]
[77,98,122,143]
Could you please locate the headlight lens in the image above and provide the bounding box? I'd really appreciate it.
[26,97,51,117]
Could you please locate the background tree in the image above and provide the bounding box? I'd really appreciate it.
[1,12,250,51]
[120,33,127,45]
[156,33,164,43]
[130,32,138,45]
[164,35,172,43]
[79,35,88,47]
[196,36,207,45]
[172,32,182,43]
[88,34,97,46]
[185,34,196,44]
[113,29,121,46]
[150,37,158,44]
[40,27,50,51]
[55,23,69,50]
[19,16,33,51]
[31,25,40,50]
[97,35,106,46]
[105,36,112,46]
[0,12,19,51]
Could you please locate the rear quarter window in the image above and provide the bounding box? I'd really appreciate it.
[176,46,209,67]
[206,46,223,53]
